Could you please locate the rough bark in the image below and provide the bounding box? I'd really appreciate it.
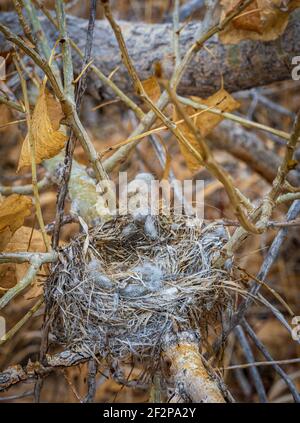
[0,350,91,392]
[162,331,226,403]
[0,11,299,100]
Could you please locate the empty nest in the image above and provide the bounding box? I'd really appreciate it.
[45,213,235,364]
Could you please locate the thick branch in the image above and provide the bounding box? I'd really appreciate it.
[162,331,226,403]
[0,11,299,99]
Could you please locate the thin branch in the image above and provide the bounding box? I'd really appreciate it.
[0,94,25,113]
[14,56,51,252]
[0,298,44,346]
[55,0,75,100]
[103,0,253,172]
[0,251,56,309]
[22,0,62,84]
[259,110,300,229]
[52,0,98,249]
[100,0,144,96]
[167,85,260,234]
[12,0,35,45]
[164,0,205,22]
[235,325,268,403]
[178,95,294,143]
[213,200,300,352]
[0,176,51,195]
[84,359,98,403]
[32,0,144,119]
[242,319,300,403]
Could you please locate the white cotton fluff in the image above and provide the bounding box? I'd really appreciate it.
[132,261,163,292]
[144,215,158,240]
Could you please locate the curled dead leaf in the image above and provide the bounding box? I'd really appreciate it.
[17,86,67,171]
[142,76,161,103]
[0,194,32,251]
[174,89,240,171]
[220,0,300,43]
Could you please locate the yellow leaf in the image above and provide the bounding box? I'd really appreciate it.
[220,0,300,43]
[174,89,240,172]
[142,76,161,103]
[17,86,67,171]
[0,194,32,250]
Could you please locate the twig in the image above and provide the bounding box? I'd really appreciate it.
[235,326,268,403]
[0,18,111,186]
[52,0,98,248]
[0,94,25,113]
[259,110,300,229]
[45,214,78,234]
[55,0,75,100]
[100,0,144,96]
[164,0,205,22]
[84,359,98,403]
[222,358,300,370]
[242,319,300,403]
[0,252,56,310]
[14,56,51,252]
[12,0,35,45]
[178,95,294,143]
[236,89,296,119]
[167,85,260,233]
[213,200,300,352]
[0,298,44,346]
[277,192,300,204]
[22,0,61,84]
[0,175,51,195]
[103,0,253,172]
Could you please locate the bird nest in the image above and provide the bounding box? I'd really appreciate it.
[45,213,235,365]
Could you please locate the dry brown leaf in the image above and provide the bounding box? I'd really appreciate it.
[17,86,67,171]
[220,0,300,43]
[0,226,50,296]
[191,88,240,136]
[174,89,240,171]
[142,76,161,103]
[0,194,32,251]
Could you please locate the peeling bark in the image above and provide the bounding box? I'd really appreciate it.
[162,331,226,403]
[0,11,299,100]
[0,350,90,392]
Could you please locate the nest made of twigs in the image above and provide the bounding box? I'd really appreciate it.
[45,213,235,365]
